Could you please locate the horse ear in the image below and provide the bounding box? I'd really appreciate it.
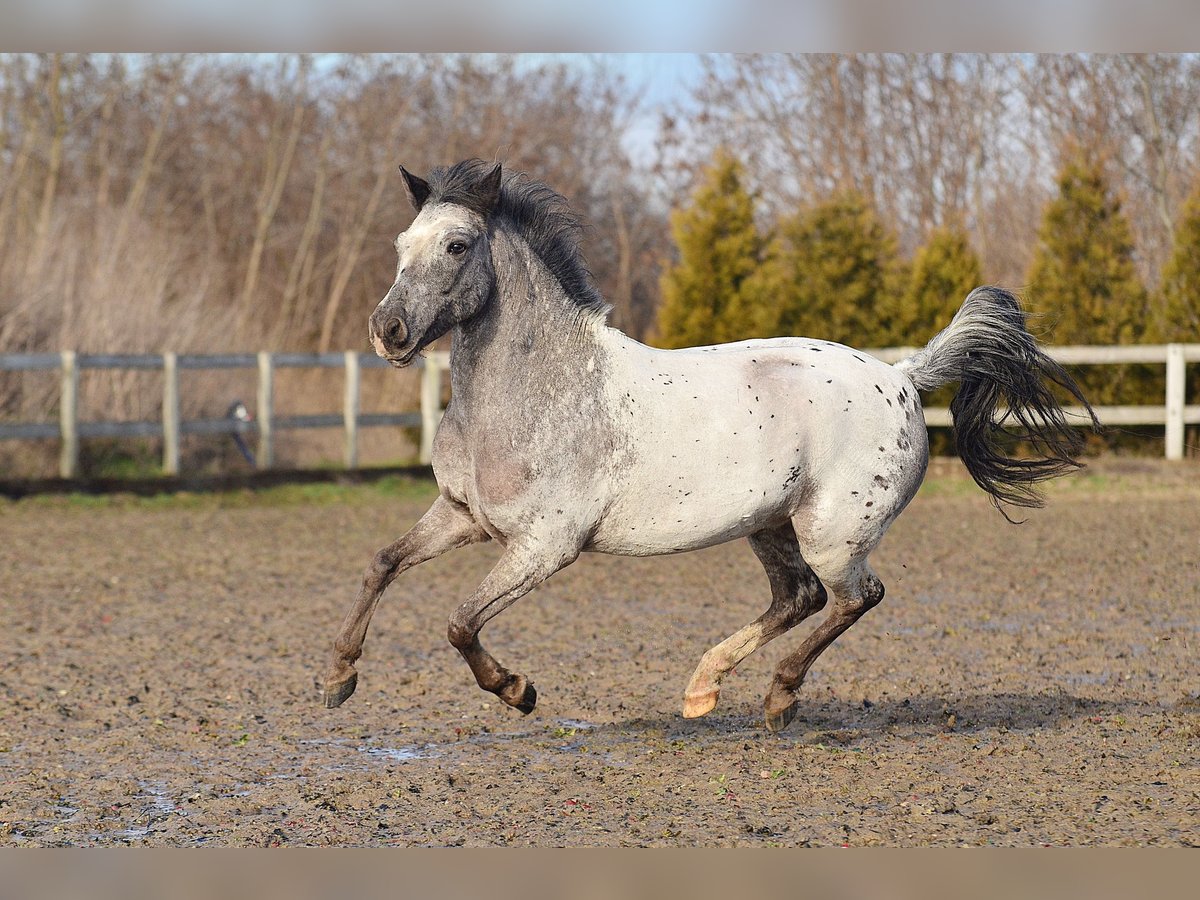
[399,165,431,212]
[475,163,502,213]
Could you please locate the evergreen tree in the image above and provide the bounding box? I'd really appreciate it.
[655,152,763,348]
[1156,179,1200,342]
[750,190,900,347]
[892,224,982,346]
[1155,180,1200,445]
[1026,153,1148,404]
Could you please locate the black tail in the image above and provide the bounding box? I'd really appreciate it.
[895,286,1102,513]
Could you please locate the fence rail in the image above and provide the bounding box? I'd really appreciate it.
[0,349,448,478]
[1,343,1196,478]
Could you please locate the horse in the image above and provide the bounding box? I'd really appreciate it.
[318,159,1100,732]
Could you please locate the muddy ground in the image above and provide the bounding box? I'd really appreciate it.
[1,459,1198,846]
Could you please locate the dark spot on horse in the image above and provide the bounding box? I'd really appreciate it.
[886,398,892,406]
[850,491,859,496]
[826,380,832,384]
[873,475,890,489]
[865,501,873,507]
[878,446,885,452]
[874,384,883,393]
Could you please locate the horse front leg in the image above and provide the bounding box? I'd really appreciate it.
[319,494,488,708]
[446,541,579,714]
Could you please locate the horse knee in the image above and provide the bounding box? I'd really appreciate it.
[447,615,476,651]
[364,547,398,592]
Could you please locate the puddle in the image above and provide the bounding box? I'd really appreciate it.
[112,781,185,842]
[555,718,597,732]
[358,744,432,763]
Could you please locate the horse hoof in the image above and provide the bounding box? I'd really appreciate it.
[764,701,797,733]
[682,688,719,719]
[499,675,537,714]
[321,670,358,708]
[513,681,537,715]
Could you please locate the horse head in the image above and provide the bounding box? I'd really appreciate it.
[369,161,502,366]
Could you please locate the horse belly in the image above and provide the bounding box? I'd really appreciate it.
[588,427,806,556]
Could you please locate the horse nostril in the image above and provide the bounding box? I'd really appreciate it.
[384,317,406,343]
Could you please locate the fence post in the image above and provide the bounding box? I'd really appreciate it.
[59,350,78,479]
[1165,343,1185,461]
[344,351,360,470]
[162,351,180,475]
[257,351,274,469]
[419,354,442,465]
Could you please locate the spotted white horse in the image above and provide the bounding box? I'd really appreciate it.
[319,160,1099,731]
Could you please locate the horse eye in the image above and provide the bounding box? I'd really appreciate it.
[447,240,467,255]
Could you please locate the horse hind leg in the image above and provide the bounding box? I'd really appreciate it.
[682,523,827,719]
[762,552,885,733]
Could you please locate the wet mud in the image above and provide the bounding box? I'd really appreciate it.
[2,460,1198,846]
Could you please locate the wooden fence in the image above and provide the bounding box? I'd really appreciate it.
[0,350,449,478]
[0,344,1197,478]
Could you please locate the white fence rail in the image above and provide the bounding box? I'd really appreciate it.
[0,344,1196,478]
[0,350,450,478]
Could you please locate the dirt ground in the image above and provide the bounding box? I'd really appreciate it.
[2,458,1198,846]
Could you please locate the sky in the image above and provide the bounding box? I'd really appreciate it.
[520,54,708,164]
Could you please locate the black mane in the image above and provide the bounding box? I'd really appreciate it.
[424,159,608,315]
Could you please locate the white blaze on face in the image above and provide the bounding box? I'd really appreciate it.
[395,205,478,273]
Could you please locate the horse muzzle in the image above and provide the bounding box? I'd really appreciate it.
[368,307,413,364]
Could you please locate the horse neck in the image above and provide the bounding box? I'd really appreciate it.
[450,228,606,399]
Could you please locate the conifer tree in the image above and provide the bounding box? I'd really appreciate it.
[1155,180,1200,438]
[1157,180,1200,342]
[892,224,981,345]
[655,152,763,348]
[1026,153,1148,404]
[751,191,899,347]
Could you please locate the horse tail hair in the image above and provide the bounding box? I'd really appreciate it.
[894,285,1101,514]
